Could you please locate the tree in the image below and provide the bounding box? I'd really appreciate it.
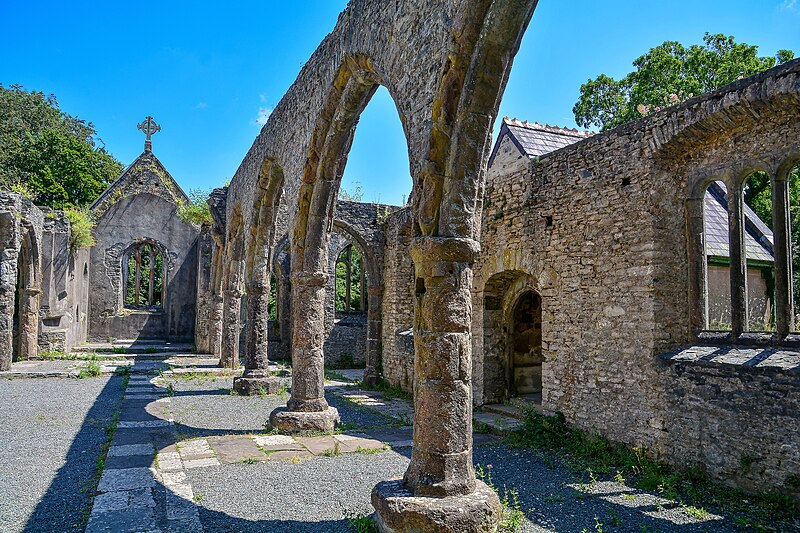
[0,84,123,208]
[573,34,794,130]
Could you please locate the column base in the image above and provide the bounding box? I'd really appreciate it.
[233,373,281,396]
[371,479,501,533]
[269,406,340,434]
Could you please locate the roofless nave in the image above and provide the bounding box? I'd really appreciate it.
[2,1,800,531]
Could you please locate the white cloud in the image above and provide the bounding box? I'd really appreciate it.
[195,102,208,109]
[255,106,273,126]
[779,0,798,12]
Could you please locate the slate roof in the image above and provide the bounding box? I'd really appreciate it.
[704,181,773,262]
[488,117,594,166]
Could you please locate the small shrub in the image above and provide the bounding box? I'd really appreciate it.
[64,207,95,251]
[78,361,102,378]
[177,188,213,226]
[342,509,376,533]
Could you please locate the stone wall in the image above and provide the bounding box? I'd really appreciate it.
[471,59,800,495]
[380,206,415,389]
[661,347,800,496]
[38,209,90,352]
[194,227,215,353]
[88,152,201,342]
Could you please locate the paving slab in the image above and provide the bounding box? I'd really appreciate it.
[208,436,266,464]
[98,467,157,492]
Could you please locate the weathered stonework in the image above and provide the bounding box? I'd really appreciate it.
[88,150,200,342]
[0,192,43,369]
[469,60,800,497]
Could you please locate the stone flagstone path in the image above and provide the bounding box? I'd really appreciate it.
[86,365,415,532]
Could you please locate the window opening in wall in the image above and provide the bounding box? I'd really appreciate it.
[790,163,800,331]
[704,181,733,330]
[335,243,367,313]
[268,273,278,321]
[742,172,776,332]
[124,242,164,309]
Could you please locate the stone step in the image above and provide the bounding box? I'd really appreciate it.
[472,411,522,436]
[72,352,200,360]
[482,402,525,420]
[74,341,194,354]
[507,395,547,417]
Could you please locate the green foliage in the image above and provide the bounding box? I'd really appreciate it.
[476,464,526,532]
[268,273,278,321]
[338,181,364,202]
[0,84,123,208]
[176,188,213,226]
[77,361,102,378]
[64,206,96,251]
[342,509,377,533]
[574,34,794,130]
[335,245,366,311]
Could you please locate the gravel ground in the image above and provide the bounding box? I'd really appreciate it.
[142,375,795,532]
[0,375,125,532]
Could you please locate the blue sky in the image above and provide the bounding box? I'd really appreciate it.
[2,1,799,205]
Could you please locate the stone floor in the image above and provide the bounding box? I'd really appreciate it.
[1,353,791,532]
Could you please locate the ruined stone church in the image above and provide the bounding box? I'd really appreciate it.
[2,1,799,530]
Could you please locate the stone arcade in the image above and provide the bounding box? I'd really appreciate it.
[1,1,800,531]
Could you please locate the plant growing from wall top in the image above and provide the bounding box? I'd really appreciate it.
[177,188,213,226]
[64,207,96,252]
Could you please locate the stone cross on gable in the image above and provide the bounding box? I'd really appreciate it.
[137,116,161,153]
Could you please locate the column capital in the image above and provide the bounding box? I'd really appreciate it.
[410,237,480,269]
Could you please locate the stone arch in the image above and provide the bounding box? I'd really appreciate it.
[271,235,292,359]
[219,1,539,525]
[330,214,385,383]
[235,158,286,393]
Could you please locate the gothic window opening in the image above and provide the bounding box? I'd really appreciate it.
[124,242,165,309]
[335,243,367,313]
[268,273,278,321]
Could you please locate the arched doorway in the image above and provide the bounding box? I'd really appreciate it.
[14,225,40,362]
[482,271,543,404]
[508,290,543,398]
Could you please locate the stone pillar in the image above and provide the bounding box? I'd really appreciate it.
[372,237,500,533]
[686,197,708,332]
[772,172,794,336]
[211,294,224,358]
[219,287,242,369]
[727,184,749,335]
[363,284,383,386]
[269,272,339,433]
[234,279,281,395]
[18,287,40,360]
